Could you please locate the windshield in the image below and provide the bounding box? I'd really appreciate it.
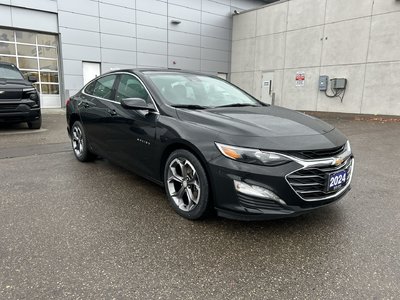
[0,64,24,80]
[145,72,262,108]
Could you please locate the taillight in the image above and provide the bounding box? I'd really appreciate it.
[65,98,71,107]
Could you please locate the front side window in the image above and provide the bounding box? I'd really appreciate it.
[90,75,117,100]
[115,74,149,103]
[145,72,261,108]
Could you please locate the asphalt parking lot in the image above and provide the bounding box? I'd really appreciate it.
[0,111,399,299]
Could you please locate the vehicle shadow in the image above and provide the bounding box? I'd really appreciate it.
[0,122,29,131]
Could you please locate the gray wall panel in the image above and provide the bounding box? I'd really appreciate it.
[101,34,136,51]
[62,44,101,61]
[101,48,136,65]
[99,3,135,23]
[168,19,200,35]
[58,0,98,16]
[99,18,136,37]
[169,30,200,47]
[137,52,167,67]
[11,0,57,12]
[202,0,231,16]
[201,59,229,73]
[168,4,201,22]
[102,62,135,73]
[60,28,100,47]
[201,24,231,40]
[168,0,201,10]
[62,59,83,76]
[137,39,168,56]
[168,56,200,70]
[201,48,230,62]
[201,36,231,51]
[0,5,12,26]
[168,43,201,59]
[11,7,58,33]
[202,12,231,28]
[136,25,167,42]
[136,0,167,16]
[136,11,167,29]
[58,11,99,32]
[99,0,135,9]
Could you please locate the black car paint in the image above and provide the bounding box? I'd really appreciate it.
[67,69,351,220]
[0,62,40,124]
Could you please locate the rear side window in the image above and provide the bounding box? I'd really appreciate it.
[85,75,117,100]
[115,74,149,103]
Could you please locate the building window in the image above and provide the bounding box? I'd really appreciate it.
[0,28,60,95]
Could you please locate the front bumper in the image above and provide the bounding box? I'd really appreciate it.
[208,154,354,221]
[0,101,40,123]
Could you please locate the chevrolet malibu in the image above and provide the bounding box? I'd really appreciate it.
[66,69,354,220]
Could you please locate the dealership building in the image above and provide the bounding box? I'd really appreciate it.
[0,0,267,108]
[1,0,400,116]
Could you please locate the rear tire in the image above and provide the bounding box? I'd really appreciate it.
[164,149,211,220]
[71,121,95,162]
[27,116,42,129]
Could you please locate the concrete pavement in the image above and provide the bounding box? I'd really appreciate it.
[0,112,399,299]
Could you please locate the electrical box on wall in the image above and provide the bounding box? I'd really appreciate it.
[332,78,347,89]
[319,75,328,91]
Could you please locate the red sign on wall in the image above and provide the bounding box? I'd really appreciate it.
[296,72,305,87]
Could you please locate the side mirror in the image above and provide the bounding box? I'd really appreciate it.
[28,75,38,83]
[121,98,156,111]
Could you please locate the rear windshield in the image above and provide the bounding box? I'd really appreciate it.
[0,64,24,80]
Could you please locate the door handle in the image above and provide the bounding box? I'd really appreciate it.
[108,109,117,116]
[79,101,90,108]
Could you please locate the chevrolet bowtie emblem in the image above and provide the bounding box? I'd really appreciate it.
[334,157,344,166]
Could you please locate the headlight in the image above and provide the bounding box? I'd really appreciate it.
[215,142,291,166]
[345,140,351,154]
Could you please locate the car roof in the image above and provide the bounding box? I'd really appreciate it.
[106,68,215,77]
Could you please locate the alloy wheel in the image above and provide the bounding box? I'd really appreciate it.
[167,158,201,212]
[72,125,84,157]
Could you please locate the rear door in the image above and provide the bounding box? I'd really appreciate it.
[77,74,118,156]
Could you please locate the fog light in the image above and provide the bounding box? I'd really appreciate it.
[234,180,285,204]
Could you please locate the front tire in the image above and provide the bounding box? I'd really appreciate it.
[27,116,42,129]
[164,149,211,220]
[71,121,94,162]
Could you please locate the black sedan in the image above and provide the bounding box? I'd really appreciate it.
[66,69,354,220]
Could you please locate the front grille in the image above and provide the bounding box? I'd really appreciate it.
[238,194,284,211]
[284,145,346,159]
[286,157,353,201]
[0,103,19,111]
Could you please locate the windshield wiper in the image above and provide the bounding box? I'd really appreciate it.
[214,103,259,108]
[171,104,209,109]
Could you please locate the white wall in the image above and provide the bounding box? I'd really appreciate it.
[231,0,400,116]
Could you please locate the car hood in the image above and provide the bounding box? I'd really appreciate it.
[176,105,346,151]
[0,79,33,100]
[0,79,32,89]
[176,105,334,137]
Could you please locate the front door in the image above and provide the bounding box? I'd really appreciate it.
[104,73,158,177]
[261,71,274,105]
